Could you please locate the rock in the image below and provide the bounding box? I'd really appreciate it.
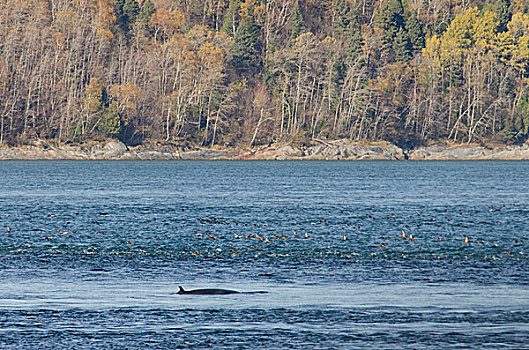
[91,141,128,159]
[245,140,405,160]
[180,148,239,160]
[483,144,529,160]
[273,146,304,159]
[305,139,405,160]
[408,143,489,160]
[2,139,529,160]
[407,143,529,160]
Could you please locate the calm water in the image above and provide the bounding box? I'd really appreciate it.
[0,161,528,349]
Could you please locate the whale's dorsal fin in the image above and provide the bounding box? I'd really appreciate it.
[178,286,186,294]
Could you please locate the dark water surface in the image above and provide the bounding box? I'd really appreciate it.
[0,161,528,349]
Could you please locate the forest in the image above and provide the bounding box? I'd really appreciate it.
[1,0,529,149]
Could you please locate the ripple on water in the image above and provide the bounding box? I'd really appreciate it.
[1,161,529,348]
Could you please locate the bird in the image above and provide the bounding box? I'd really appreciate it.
[436,237,444,242]
[206,232,218,241]
[408,234,415,242]
[380,236,387,242]
[191,250,200,257]
[342,234,349,241]
[250,245,259,249]
[125,241,133,244]
[379,243,387,249]
[463,236,470,244]
[6,226,13,232]
[195,233,203,239]
[400,230,407,238]
[230,249,241,254]
[292,229,298,237]
[303,232,310,239]
[234,233,242,239]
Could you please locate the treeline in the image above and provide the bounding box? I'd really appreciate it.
[1,0,529,148]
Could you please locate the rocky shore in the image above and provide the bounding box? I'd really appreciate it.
[1,139,529,160]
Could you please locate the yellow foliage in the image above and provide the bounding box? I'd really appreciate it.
[85,78,103,114]
[472,10,499,52]
[110,83,142,112]
[198,42,224,66]
[166,34,194,61]
[96,0,115,39]
[422,35,441,67]
[293,32,316,50]
[436,8,498,63]
[239,0,264,23]
[515,35,529,73]
[495,31,516,65]
[507,12,529,40]
[151,8,185,39]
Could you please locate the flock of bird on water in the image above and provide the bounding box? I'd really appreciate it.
[3,204,524,260]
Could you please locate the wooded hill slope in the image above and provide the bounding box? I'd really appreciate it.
[1,0,528,149]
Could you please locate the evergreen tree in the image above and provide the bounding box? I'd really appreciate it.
[221,0,241,37]
[376,0,405,32]
[288,1,304,45]
[334,0,363,64]
[375,0,406,63]
[405,11,424,53]
[115,0,140,34]
[232,15,261,74]
[137,0,156,36]
[393,27,411,62]
[99,102,122,136]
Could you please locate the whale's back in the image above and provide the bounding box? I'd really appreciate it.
[177,286,240,295]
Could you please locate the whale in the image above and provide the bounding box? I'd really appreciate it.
[176,286,240,295]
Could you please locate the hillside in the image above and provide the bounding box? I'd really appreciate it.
[1,0,528,149]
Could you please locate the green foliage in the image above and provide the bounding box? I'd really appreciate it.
[99,102,122,136]
[376,0,405,33]
[512,93,529,139]
[393,27,411,62]
[115,0,140,33]
[221,0,241,37]
[375,0,406,62]
[231,16,261,74]
[288,1,304,44]
[137,0,156,34]
[334,0,363,65]
[405,11,424,53]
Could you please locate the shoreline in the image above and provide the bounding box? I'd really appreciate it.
[1,139,529,161]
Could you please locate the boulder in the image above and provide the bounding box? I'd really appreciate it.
[91,141,128,159]
[305,139,405,160]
